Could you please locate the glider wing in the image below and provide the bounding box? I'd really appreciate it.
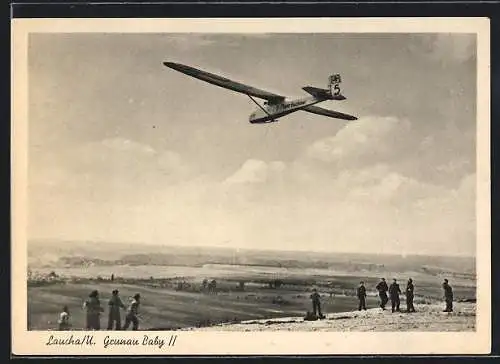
[164,62,286,103]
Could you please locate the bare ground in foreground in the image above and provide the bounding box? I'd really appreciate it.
[183,302,476,332]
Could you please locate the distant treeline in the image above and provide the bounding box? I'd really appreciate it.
[30,253,475,279]
[28,239,476,276]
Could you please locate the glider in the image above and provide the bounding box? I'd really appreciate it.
[163,61,357,124]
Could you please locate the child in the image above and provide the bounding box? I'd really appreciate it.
[58,305,71,330]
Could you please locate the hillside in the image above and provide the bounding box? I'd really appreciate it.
[183,302,476,332]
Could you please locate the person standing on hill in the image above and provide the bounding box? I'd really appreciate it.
[123,293,141,330]
[442,279,454,312]
[376,278,389,310]
[389,279,401,313]
[108,289,125,330]
[83,290,104,330]
[310,289,325,319]
[357,281,367,311]
[405,278,416,313]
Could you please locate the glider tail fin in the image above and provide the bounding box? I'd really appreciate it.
[302,73,346,100]
[328,73,346,100]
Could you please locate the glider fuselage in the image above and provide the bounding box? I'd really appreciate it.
[249,96,324,124]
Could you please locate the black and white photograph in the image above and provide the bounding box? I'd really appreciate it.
[11,18,490,355]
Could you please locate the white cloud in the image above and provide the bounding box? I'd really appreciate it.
[33,117,474,256]
[209,119,477,255]
[305,116,412,169]
[224,159,286,185]
[292,168,475,255]
[30,136,476,255]
[74,137,192,184]
[28,137,195,235]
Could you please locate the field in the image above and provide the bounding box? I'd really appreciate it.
[27,240,476,331]
[29,281,385,330]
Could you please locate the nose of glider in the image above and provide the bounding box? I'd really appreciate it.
[163,61,181,70]
[163,61,199,78]
[163,61,192,73]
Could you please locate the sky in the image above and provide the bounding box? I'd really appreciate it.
[27,33,477,256]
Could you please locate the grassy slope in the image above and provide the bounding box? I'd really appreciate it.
[28,282,381,330]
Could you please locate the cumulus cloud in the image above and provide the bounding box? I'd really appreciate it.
[301,111,476,191]
[28,137,195,223]
[210,113,477,255]
[29,128,476,256]
[214,166,476,256]
[302,168,474,255]
[304,116,414,175]
[53,116,472,256]
[224,159,286,185]
[340,168,449,207]
[75,137,192,184]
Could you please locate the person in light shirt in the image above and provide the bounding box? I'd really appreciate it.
[57,305,71,331]
[123,293,141,330]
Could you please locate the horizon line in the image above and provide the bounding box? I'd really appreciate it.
[27,237,476,259]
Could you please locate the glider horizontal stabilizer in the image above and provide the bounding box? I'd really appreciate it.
[302,105,357,121]
[302,86,346,101]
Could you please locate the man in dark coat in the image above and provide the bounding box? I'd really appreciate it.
[442,279,454,312]
[107,289,125,330]
[310,289,325,319]
[405,278,416,312]
[83,290,104,330]
[389,279,401,313]
[375,278,389,310]
[357,281,367,310]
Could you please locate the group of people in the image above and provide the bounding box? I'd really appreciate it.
[57,289,142,331]
[366,278,416,313]
[310,278,455,319]
[359,278,454,313]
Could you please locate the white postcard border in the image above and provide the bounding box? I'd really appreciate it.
[11,17,491,356]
